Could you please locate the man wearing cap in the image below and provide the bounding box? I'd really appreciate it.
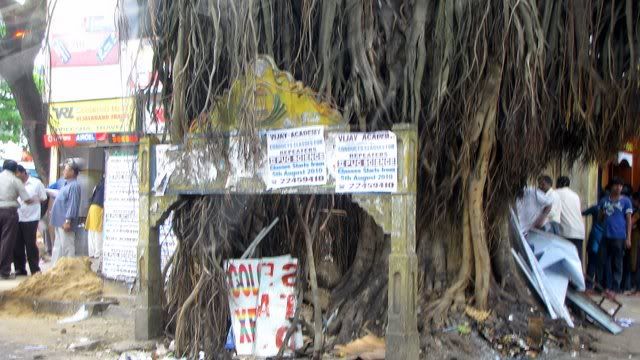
[13,164,47,275]
[50,161,81,263]
[0,160,33,279]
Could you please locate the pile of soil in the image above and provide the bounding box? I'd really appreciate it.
[7,257,103,301]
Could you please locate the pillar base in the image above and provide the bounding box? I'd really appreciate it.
[135,305,164,340]
[386,331,420,360]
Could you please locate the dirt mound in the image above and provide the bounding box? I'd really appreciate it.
[7,257,103,301]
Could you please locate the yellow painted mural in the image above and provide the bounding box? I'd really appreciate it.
[191,56,345,132]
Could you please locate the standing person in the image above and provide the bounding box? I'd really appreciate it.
[50,161,81,263]
[629,192,640,293]
[86,176,105,261]
[0,160,33,279]
[598,177,633,294]
[12,165,47,275]
[517,185,552,235]
[555,176,586,262]
[538,175,562,234]
[583,200,606,292]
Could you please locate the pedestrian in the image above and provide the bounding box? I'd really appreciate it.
[598,177,633,294]
[555,176,586,262]
[583,199,606,292]
[50,161,81,263]
[538,175,562,234]
[0,160,33,279]
[12,165,47,275]
[86,176,104,261]
[629,192,640,293]
[517,184,552,235]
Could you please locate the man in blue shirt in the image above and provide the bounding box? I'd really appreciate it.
[598,177,633,293]
[50,161,81,263]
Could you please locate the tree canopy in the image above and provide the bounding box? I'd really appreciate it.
[0,79,21,143]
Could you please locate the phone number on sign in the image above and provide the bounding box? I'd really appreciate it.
[339,182,395,191]
[272,175,325,185]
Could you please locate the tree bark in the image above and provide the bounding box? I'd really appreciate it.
[5,71,49,181]
[0,0,48,181]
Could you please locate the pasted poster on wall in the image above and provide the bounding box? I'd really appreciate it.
[329,131,398,193]
[225,255,302,357]
[265,126,327,189]
[103,149,177,281]
[102,149,139,280]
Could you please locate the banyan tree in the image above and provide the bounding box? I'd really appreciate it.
[131,0,639,357]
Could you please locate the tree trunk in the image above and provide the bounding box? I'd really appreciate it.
[0,48,48,182]
[6,71,49,181]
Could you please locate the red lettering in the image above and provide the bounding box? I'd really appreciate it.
[281,263,297,287]
[257,294,270,317]
[227,264,241,298]
[275,326,295,350]
[285,294,295,319]
[239,264,251,297]
[261,262,275,277]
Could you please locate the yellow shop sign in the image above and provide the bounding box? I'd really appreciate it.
[49,98,136,134]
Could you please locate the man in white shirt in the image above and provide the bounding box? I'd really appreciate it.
[555,176,586,262]
[538,175,561,234]
[0,160,32,279]
[13,165,47,275]
[517,186,553,235]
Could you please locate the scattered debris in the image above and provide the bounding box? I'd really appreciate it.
[69,338,102,351]
[465,306,491,323]
[565,289,623,335]
[334,333,385,360]
[510,210,579,327]
[23,345,47,351]
[110,340,157,354]
[616,318,635,328]
[527,317,544,349]
[58,305,90,324]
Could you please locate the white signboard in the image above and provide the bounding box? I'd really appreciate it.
[330,131,398,193]
[102,149,139,280]
[103,149,176,281]
[266,126,327,189]
[225,256,302,356]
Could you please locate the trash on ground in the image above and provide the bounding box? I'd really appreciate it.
[465,306,491,323]
[23,345,47,351]
[69,337,102,351]
[333,333,385,360]
[58,305,91,324]
[616,317,635,328]
[565,289,623,335]
[510,210,576,327]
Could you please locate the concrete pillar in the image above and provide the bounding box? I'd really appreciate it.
[135,137,164,340]
[386,125,419,360]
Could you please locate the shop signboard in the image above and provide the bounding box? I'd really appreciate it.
[48,98,135,135]
[43,134,77,148]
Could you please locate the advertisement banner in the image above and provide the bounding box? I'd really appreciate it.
[265,126,327,189]
[225,256,302,357]
[48,98,135,134]
[49,0,119,67]
[330,131,398,193]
